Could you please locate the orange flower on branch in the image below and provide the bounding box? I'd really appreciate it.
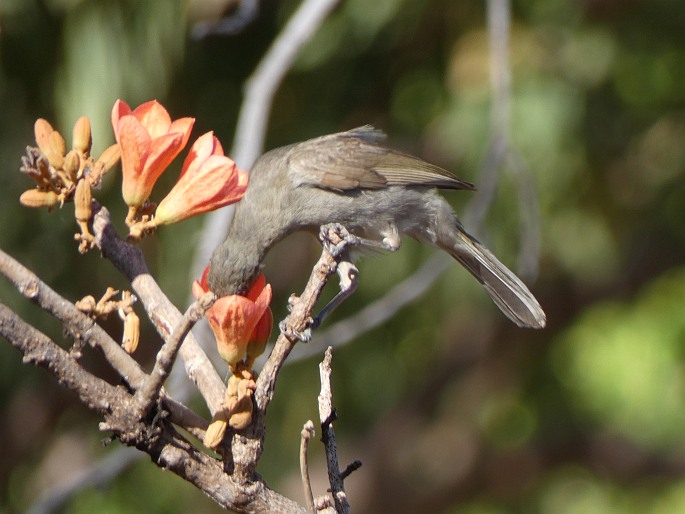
[111,99,194,224]
[154,132,248,226]
[193,266,272,370]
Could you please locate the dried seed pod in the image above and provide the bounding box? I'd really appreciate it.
[72,116,92,154]
[19,189,59,209]
[122,311,140,353]
[74,179,92,223]
[203,417,228,449]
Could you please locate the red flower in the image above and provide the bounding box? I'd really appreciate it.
[154,132,248,226]
[111,99,194,211]
[193,266,272,368]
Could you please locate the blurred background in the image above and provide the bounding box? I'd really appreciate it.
[2,0,685,512]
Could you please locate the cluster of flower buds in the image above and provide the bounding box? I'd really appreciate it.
[20,117,120,252]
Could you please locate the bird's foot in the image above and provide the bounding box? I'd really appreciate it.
[319,223,361,257]
[278,319,312,343]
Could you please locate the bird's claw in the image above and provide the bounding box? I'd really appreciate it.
[278,319,312,343]
[319,223,360,257]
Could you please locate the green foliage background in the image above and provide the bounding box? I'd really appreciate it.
[2,0,685,512]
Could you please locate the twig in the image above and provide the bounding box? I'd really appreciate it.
[134,294,215,417]
[464,0,511,231]
[0,303,124,414]
[465,0,541,280]
[287,252,452,363]
[300,420,317,514]
[1,302,306,513]
[318,347,351,514]
[0,247,147,388]
[233,0,341,169]
[0,248,210,438]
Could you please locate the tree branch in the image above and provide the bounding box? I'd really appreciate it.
[0,303,124,414]
[134,294,215,417]
[0,295,306,513]
[92,206,226,417]
[318,347,351,514]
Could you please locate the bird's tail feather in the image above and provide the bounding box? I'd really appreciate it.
[442,229,546,329]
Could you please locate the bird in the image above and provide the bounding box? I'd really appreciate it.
[208,126,546,329]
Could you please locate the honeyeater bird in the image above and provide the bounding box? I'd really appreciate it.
[208,126,546,329]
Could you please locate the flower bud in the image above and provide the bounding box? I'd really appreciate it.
[72,116,92,154]
[90,144,121,187]
[74,179,92,223]
[34,119,55,154]
[46,130,66,169]
[19,189,59,209]
[63,150,80,182]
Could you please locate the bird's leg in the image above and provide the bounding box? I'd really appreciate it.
[280,227,361,342]
[318,222,399,255]
[305,223,368,332]
[309,259,359,330]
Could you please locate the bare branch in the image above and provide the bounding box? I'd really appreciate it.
[1,301,306,513]
[0,303,124,414]
[191,0,259,39]
[26,448,141,514]
[134,293,215,417]
[318,347,352,514]
[0,247,147,388]
[0,247,208,439]
[466,0,542,279]
[91,206,226,417]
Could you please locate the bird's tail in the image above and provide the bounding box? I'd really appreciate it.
[440,228,546,329]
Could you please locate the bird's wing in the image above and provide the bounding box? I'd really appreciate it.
[287,126,475,192]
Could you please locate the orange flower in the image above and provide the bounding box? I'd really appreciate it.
[193,266,272,368]
[154,132,248,226]
[111,99,194,212]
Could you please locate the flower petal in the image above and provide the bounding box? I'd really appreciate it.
[133,100,172,138]
[111,99,132,135]
[179,131,221,179]
[154,154,247,225]
[117,116,152,206]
